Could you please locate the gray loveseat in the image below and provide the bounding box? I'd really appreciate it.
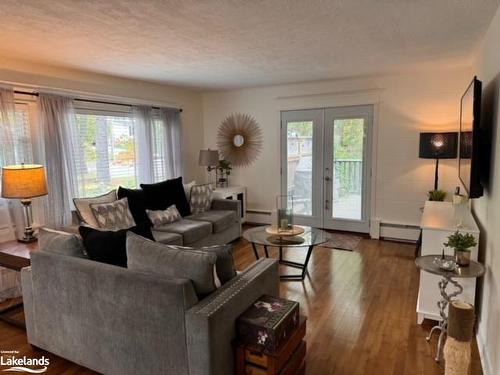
[22,249,279,375]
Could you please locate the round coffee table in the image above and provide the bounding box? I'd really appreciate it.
[243,226,330,281]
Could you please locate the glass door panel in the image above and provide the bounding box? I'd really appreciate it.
[286,121,313,216]
[332,118,364,220]
[324,106,372,233]
[281,110,323,228]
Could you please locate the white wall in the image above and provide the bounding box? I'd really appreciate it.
[0,57,204,182]
[202,67,472,231]
[471,5,500,375]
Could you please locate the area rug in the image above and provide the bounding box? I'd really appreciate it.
[322,233,363,251]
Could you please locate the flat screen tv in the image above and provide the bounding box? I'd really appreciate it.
[459,76,483,198]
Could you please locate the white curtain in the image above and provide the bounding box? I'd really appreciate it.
[38,94,80,229]
[0,87,16,166]
[133,106,183,183]
[133,106,154,184]
[0,87,29,240]
[0,87,21,301]
[158,107,183,179]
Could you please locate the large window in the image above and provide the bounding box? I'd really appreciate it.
[74,110,170,197]
[75,112,137,197]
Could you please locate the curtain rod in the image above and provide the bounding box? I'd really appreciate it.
[13,90,183,112]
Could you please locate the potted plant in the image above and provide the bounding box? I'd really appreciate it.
[428,189,447,201]
[216,159,232,188]
[444,231,477,267]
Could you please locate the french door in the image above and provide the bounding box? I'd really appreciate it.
[281,105,373,233]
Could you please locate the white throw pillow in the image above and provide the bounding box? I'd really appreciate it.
[90,197,136,230]
[73,190,117,227]
[146,205,182,228]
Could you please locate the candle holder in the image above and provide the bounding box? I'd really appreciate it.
[276,195,294,233]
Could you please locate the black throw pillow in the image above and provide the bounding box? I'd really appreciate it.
[140,177,191,217]
[117,186,150,226]
[79,225,154,268]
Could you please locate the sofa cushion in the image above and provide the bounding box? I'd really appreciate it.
[188,210,237,233]
[38,227,87,258]
[140,177,191,217]
[90,197,136,230]
[117,186,150,226]
[154,219,212,245]
[79,225,154,267]
[126,232,218,298]
[151,230,183,245]
[146,204,182,228]
[166,244,236,285]
[73,190,117,227]
[189,184,213,214]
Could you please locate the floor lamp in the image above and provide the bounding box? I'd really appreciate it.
[419,132,458,190]
[1,164,48,243]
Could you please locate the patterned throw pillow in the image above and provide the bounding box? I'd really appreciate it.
[73,190,117,227]
[146,205,182,228]
[190,184,213,214]
[90,197,136,230]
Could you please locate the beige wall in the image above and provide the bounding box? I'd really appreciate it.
[202,67,472,230]
[471,5,500,375]
[0,57,204,182]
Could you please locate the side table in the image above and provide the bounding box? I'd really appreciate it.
[415,255,485,362]
[0,240,36,329]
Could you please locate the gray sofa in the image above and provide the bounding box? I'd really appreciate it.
[69,198,242,247]
[21,250,279,375]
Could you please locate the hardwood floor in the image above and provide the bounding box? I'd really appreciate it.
[0,235,483,374]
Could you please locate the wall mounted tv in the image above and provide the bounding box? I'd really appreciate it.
[459,76,483,198]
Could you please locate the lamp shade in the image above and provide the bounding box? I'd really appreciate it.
[198,150,219,166]
[419,132,458,159]
[1,164,48,199]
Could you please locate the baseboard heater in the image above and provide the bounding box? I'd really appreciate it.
[245,209,272,225]
[379,222,420,243]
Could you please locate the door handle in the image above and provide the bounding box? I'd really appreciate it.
[325,176,331,181]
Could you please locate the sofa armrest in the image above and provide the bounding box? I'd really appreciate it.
[211,198,241,217]
[185,258,279,375]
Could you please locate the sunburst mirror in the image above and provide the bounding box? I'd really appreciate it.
[217,113,263,167]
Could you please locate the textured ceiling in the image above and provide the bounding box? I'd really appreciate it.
[0,0,498,89]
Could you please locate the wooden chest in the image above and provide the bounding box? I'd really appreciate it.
[236,295,300,353]
[235,316,307,375]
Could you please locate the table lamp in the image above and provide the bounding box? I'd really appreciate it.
[1,164,48,243]
[198,149,219,184]
[419,132,458,190]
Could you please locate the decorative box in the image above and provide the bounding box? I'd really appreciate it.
[236,295,300,353]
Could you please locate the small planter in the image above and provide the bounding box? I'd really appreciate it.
[445,231,477,268]
[455,249,471,267]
